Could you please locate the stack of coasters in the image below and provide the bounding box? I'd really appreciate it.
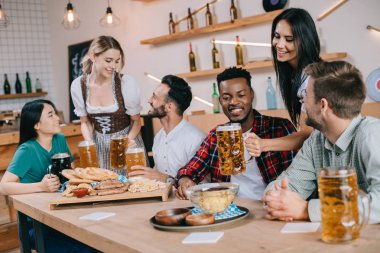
[191,203,246,220]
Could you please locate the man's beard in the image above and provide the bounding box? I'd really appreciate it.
[148,104,167,119]
[305,116,323,131]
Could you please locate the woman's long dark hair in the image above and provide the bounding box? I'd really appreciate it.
[271,8,322,127]
[19,99,57,145]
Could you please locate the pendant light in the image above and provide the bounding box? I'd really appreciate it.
[0,3,9,29]
[99,0,120,28]
[62,0,80,30]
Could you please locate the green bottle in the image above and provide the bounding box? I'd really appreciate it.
[15,73,22,94]
[26,72,32,93]
[3,74,11,94]
[212,83,220,113]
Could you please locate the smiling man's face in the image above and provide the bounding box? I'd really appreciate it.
[219,77,254,124]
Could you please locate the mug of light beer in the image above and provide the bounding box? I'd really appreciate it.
[110,134,128,174]
[78,140,99,168]
[125,146,146,176]
[216,123,246,175]
[318,167,370,243]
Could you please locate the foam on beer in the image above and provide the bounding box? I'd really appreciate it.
[216,123,241,132]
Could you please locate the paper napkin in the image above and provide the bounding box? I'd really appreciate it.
[281,222,320,233]
[182,232,224,244]
[79,212,115,221]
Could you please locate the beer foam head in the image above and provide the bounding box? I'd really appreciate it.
[52,152,70,159]
[126,147,144,154]
[78,140,95,147]
[319,167,356,178]
[216,123,241,132]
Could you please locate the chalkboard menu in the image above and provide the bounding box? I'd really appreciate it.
[68,39,92,121]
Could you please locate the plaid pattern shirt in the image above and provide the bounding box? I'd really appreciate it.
[176,109,297,185]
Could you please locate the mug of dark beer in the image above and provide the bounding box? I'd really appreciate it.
[51,152,71,183]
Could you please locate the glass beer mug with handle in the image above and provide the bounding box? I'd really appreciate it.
[125,145,147,176]
[216,123,246,175]
[110,134,128,174]
[318,167,371,243]
[78,140,99,168]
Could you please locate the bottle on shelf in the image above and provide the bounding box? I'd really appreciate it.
[186,8,194,30]
[15,73,22,94]
[235,35,243,66]
[188,42,197,72]
[212,82,220,113]
[230,0,238,23]
[169,12,176,34]
[25,71,32,93]
[3,74,11,94]
[205,3,213,26]
[266,77,277,110]
[35,78,42,92]
[211,39,220,69]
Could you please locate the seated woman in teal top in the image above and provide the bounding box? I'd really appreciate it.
[0,99,73,193]
[0,99,96,253]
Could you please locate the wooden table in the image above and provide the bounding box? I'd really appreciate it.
[11,193,380,253]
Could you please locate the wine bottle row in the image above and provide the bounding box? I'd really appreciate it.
[2,72,43,95]
[188,35,244,72]
[168,0,238,34]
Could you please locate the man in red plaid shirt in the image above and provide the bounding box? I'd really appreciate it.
[176,67,297,200]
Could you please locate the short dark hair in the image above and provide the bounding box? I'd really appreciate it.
[161,75,192,115]
[305,61,366,119]
[216,67,252,89]
[19,99,58,145]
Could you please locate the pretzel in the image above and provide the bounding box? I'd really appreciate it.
[62,169,79,180]
[74,167,118,181]
[69,178,95,185]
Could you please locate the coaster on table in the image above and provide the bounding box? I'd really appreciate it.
[281,222,320,233]
[182,232,224,244]
[79,212,115,221]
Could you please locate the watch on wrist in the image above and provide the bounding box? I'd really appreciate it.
[166,176,174,184]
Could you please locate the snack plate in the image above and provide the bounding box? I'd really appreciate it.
[150,206,250,231]
[48,183,172,210]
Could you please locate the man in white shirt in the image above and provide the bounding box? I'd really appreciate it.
[128,75,206,183]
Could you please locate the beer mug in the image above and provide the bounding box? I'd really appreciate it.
[318,167,370,243]
[78,140,99,168]
[51,152,71,183]
[216,123,246,175]
[110,134,128,172]
[125,146,146,175]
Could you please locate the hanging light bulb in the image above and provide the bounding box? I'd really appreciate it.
[99,0,120,28]
[0,3,10,29]
[62,0,80,30]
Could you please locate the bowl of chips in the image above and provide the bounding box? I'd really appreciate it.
[186,183,239,214]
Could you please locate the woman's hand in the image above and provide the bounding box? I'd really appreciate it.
[127,138,137,148]
[41,174,61,192]
[245,132,263,157]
